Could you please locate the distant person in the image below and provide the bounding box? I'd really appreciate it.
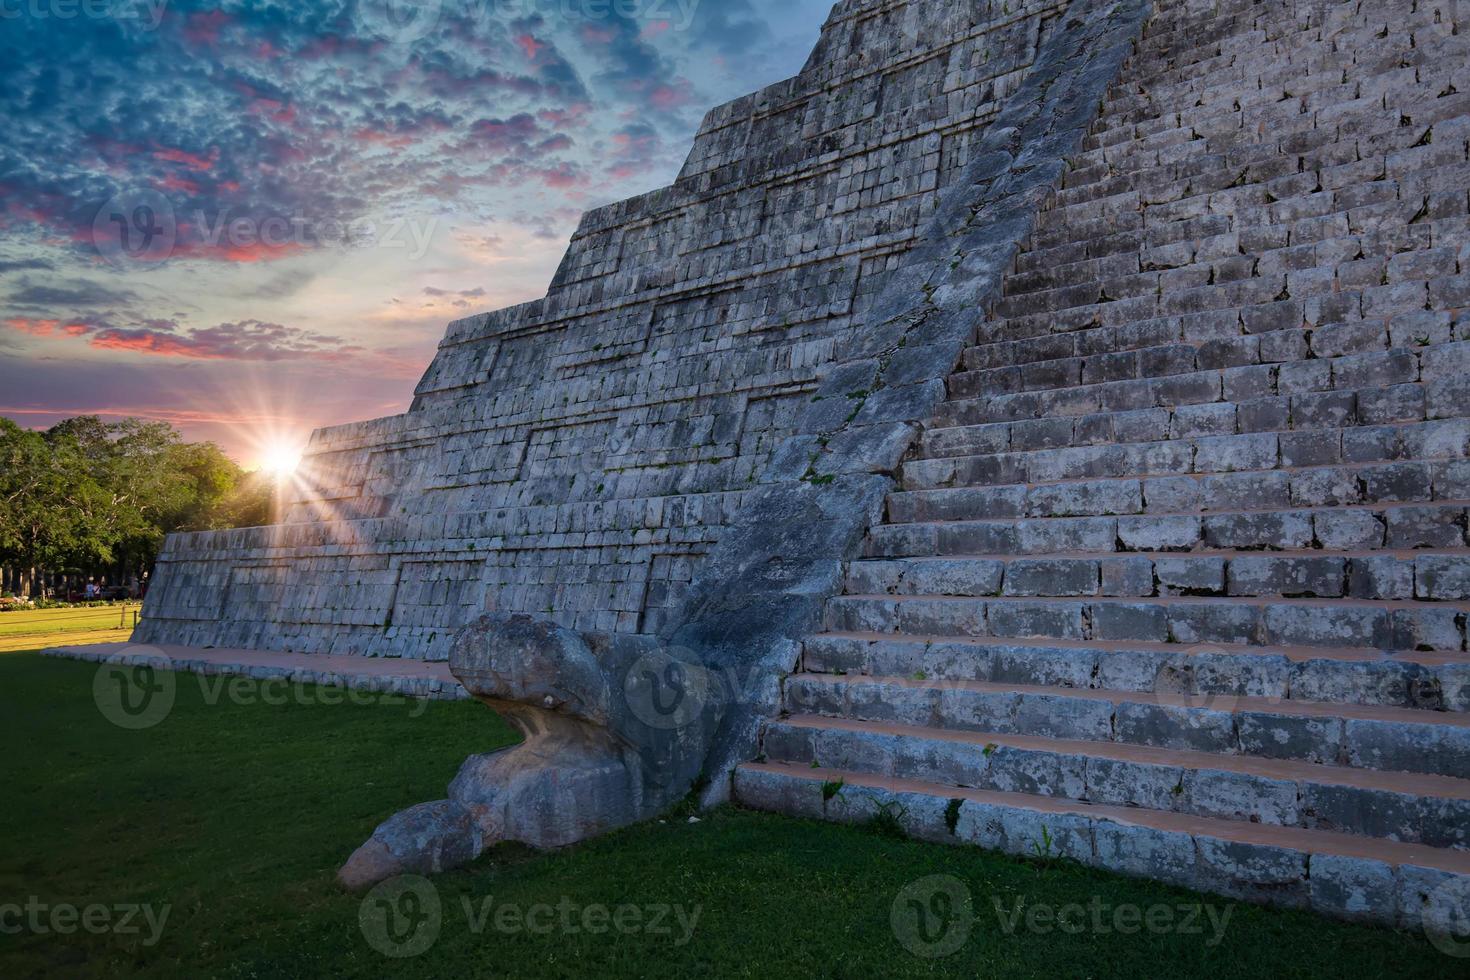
[85,580,99,600]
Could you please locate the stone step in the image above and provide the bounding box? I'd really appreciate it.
[902,423,1470,492]
[959,305,1463,385]
[802,632,1470,713]
[867,502,1470,558]
[762,716,1470,848]
[844,551,1470,601]
[1039,107,1465,239]
[782,673,1470,776]
[1001,196,1464,302]
[936,342,1468,427]
[1091,38,1459,135]
[888,473,1470,525]
[823,594,1470,653]
[989,263,1294,325]
[1052,133,1466,242]
[920,379,1465,460]
[1019,170,1456,285]
[966,261,1469,385]
[733,762,1470,926]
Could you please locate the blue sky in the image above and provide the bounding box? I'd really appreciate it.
[0,0,832,465]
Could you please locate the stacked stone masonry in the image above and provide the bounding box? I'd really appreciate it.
[137,0,1470,926]
[736,0,1470,929]
[137,0,1073,659]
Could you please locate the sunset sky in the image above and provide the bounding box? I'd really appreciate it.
[0,0,832,468]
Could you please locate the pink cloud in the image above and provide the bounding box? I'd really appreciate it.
[183,10,231,46]
[157,174,201,194]
[5,317,60,336]
[169,236,309,264]
[353,128,417,149]
[4,317,94,337]
[535,163,584,189]
[154,146,217,171]
[538,104,591,127]
[515,33,543,61]
[248,99,297,124]
[649,82,694,109]
[86,319,359,362]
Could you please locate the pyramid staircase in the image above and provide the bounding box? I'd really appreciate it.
[736,0,1470,926]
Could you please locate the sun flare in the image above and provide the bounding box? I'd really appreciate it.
[260,443,303,476]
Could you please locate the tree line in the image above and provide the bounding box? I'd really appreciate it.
[0,416,277,599]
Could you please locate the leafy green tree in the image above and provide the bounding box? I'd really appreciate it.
[214,469,279,530]
[1,416,284,594]
[166,441,242,530]
[45,417,190,568]
[0,418,91,575]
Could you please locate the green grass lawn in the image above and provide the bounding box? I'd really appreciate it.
[0,605,137,653]
[0,651,1461,979]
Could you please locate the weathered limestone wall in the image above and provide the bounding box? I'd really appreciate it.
[734,0,1470,926]
[137,0,1077,659]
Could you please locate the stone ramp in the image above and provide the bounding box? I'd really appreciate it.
[40,643,468,700]
[736,0,1470,928]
